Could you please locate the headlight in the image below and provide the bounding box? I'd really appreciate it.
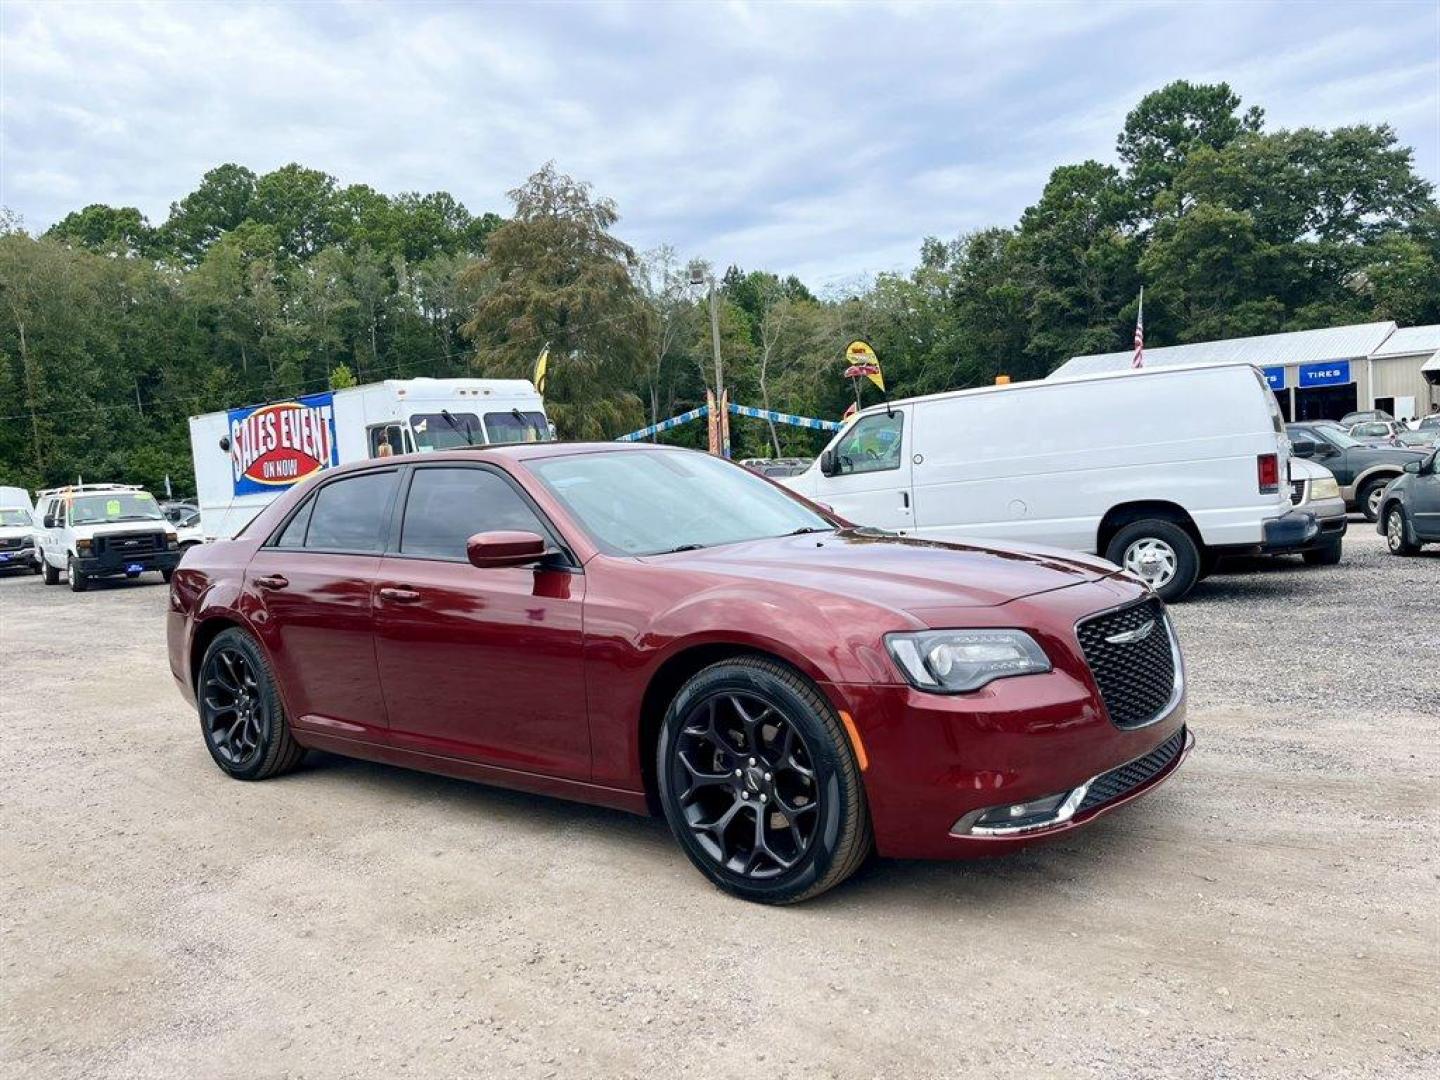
[165,531,179,550]
[1311,476,1340,500]
[885,629,1052,693]
[76,538,93,554]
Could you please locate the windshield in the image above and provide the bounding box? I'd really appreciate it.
[1296,426,1361,449]
[485,410,550,445]
[410,412,482,452]
[69,492,164,525]
[529,449,832,557]
[0,509,30,527]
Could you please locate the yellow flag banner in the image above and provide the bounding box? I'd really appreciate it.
[843,340,885,393]
[533,345,550,396]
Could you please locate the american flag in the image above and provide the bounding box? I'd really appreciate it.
[1132,287,1145,369]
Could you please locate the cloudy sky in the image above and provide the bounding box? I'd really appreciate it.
[3,1,1437,287]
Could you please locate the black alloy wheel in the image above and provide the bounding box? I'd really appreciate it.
[670,690,821,879]
[202,644,269,770]
[658,658,872,904]
[198,628,305,780]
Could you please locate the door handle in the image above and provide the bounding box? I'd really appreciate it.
[254,574,289,590]
[901,491,910,509]
[377,585,421,604]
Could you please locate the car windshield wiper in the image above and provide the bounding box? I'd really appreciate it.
[785,526,832,535]
[654,543,707,554]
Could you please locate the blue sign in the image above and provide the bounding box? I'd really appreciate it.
[227,392,338,496]
[1261,366,1286,391]
[1298,360,1351,389]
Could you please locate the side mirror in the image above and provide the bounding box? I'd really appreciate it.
[819,449,839,477]
[466,530,547,569]
[1403,460,1421,474]
[1290,439,1315,458]
[43,515,55,528]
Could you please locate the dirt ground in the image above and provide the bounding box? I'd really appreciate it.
[2,526,1436,1080]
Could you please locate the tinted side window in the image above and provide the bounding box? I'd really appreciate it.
[274,497,315,548]
[305,471,399,553]
[834,412,904,475]
[400,468,546,559]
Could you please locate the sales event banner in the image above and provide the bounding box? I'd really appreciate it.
[228,392,339,496]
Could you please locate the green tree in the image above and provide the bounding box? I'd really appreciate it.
[461,164,649,439]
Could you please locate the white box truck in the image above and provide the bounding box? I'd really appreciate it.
[780,362,1316,601]
[189,378,550,540]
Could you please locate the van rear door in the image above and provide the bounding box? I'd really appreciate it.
[816,408,915,532]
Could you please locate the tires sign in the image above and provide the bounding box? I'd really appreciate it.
[228,393,338,496]
[1298,361,1351,388]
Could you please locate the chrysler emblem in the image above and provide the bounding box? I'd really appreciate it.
[1106,620,1156,645]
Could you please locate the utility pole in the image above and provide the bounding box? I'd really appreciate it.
[706,276,723,398]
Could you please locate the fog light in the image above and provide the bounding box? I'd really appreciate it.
[977,792,1069,828]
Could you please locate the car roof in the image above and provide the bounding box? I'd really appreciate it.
[322,440,695,476]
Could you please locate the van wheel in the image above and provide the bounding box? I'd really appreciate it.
[198,628,306,780]
[67,558,88,592]
[657,657,872,904]
[42,558,59,586]
[1105,520,1200,602]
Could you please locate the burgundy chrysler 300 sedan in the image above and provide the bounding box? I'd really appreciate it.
[168,443,1191,903]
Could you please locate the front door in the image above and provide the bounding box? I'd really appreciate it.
[815,409,914,531]
[373,463,590,779]
[1411,455,1440,539]
[246,467,402,738]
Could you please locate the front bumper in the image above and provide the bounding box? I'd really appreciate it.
[1270,498,1346,553]
[1260,509,1320,552]
[0,545,36,567]
[825,669,1188,861]
[73,549,182,576]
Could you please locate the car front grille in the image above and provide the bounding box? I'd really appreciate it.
[1076,598,1178,729]
[1290,479,1306,505]
[95,531,163,556]
[0,536,22,550]
[1078,727,1186,813]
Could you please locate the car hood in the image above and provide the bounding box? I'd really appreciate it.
[641,529,1119,612]
[73,520,169,536]
[0,525,32,538]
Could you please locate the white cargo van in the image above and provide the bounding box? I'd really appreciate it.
[189,378,550,540]
[780,363,1315,600]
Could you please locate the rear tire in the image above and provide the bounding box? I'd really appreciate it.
[198,628,305,781]
[42,558,59,585]
[1302,540,1343,566]
[657,657,872,904]
[67,557,88,592]
[1384,506,1419,556]
[1105,520,1201,602]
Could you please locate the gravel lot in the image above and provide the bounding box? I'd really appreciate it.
[2,526,1436,1080]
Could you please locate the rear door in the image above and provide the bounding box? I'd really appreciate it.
[814,408,914,531]
[245,468,400,738]
[372,463,590,778]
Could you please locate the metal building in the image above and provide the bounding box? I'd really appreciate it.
[1051,321,1440,421]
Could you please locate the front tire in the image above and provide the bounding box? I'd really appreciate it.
[1105,520,1201,602]
[198,628,305,781]
[1359,477,1391,522]
[67,557,88,592]
[1302,540,1343,566]
[1384,506,1419,556]
[657,657,872,904]
[42,558,59,585]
